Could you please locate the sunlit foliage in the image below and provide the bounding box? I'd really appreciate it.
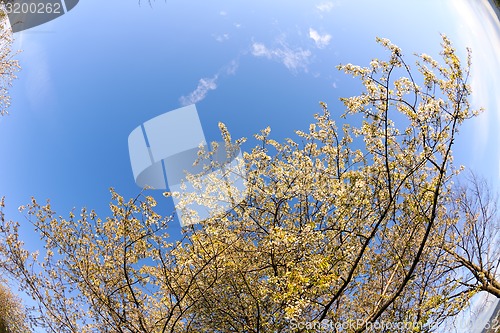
[0,36,489,333]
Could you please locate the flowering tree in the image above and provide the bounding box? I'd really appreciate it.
[169,35,480,332]
[445,172,500,298]
[0,5,20,116]
[0,281,30,333]
[0,8,28,333]
[0,36,488,332]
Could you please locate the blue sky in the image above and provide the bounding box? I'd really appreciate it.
[1,0,500,331]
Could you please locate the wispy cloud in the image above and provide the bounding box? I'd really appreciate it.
[214,33,230,42]
[225,60,239,75]
[251,42,311,72]
[316,1,334,12]
[180,76,218,106]
[179,59,239,106]
[309,28,332,48]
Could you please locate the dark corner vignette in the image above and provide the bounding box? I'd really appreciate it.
[1,0,79,33]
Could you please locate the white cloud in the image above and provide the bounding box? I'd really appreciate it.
[251,42,311,72]
[309,28,332,48]
[180,75,218,106]
[251,43,268,57]
[220,11,227,16]
[214,33,230,42]
[316,1,334,12]
[179,59,239,106]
